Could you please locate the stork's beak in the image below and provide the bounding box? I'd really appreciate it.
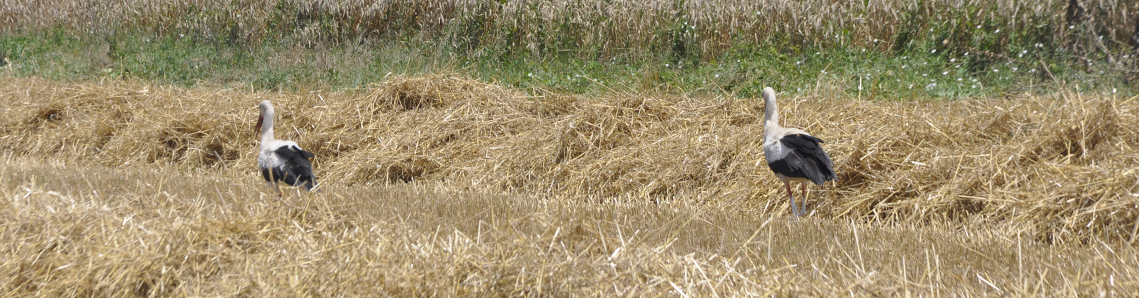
[255,114,263,135]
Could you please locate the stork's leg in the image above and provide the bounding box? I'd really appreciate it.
[784,181,800,217]
[266,170,283,198]
[799,184,809,216]
[264,181,282,198]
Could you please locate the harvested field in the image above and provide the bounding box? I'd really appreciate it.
[1,75,1139,295]
[3,157,1137,296]
[3,75,1137,242]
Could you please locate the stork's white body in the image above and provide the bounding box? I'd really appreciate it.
[257,139,303,179]
[764,128,815,185]
[760,88,835,216]
[256,100,317,193]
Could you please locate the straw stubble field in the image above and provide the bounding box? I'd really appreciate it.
[2,75,1138,295]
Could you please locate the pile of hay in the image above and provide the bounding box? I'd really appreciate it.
[2,75,1137,243]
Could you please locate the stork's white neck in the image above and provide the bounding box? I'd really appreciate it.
[763,96,779,126]
[762,87,781,139]
[260,105,275,144]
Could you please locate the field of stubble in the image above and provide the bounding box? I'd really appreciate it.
[2,75,1138,296]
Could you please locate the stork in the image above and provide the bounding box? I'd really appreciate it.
[760,87,836,216]
[255,100,317,195]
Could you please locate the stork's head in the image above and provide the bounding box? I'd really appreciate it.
[255,100,274,134]
[761,87,777,102]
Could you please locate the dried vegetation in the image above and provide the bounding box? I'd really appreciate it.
[3,75,1139,295]
[2,75,1138,245]
[3,156,1138,296]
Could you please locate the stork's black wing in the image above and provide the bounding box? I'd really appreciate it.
[263,145,317,190]
[773,134,836,185]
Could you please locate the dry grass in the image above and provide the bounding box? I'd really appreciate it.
[3,74,1138,242]
[3,157,1138,296]
[2,74,1139,294]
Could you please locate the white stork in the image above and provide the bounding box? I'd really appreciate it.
[760,87,836,216]
[255,100,317,194]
